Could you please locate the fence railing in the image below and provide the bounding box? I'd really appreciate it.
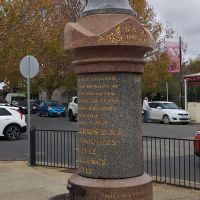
[33,129,77,168]
[31,130,200,190]
[143,136,200,189]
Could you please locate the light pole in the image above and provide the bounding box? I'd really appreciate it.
[166,82,169,101]
[179,36,183,108]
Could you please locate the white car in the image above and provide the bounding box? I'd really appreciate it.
[0,106,27,140]
[148,101,191,124]
[68,96,78,121]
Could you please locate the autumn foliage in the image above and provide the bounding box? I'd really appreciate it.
[0,0,177,98]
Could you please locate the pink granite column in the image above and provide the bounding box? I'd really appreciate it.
[64,1,153,199]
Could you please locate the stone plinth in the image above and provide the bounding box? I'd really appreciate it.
[68,173,152,200]
[64,10,153,200]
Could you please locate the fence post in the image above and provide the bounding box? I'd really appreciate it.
[30,126,36,166]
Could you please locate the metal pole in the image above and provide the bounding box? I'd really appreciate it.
[27,56,31,165]
[184,79,187,110]
[166,82,169,102]
[179,37,183,108]
[30,126,36,166]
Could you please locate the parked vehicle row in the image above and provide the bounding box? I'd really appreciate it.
[1,97,41,115]
[1,96,78,120]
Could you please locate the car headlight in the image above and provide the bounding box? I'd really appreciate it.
[48,107,53,111]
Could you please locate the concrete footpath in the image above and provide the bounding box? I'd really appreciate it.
[0,161,200,200]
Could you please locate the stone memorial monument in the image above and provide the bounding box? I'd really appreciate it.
[64,0,154,199]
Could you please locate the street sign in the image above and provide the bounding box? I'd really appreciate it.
[20,55,39,78]
[19,55,39,165]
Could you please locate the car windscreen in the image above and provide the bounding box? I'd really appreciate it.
[48,101,58,106]
[162,103,178,109]
[12,96,26,101]
[18,101,27,106]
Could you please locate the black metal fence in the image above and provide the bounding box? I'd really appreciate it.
[143,136,200,189]
[30,130,200,190]
[32,129,77,168]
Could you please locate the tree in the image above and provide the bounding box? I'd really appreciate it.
[0,0,182,100]
[66,0,88,21]
[0,0,73,97]
[188,59,200,74]
[129,0,186,102]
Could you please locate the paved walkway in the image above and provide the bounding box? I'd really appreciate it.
[0,161,200,200]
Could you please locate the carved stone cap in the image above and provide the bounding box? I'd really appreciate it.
[81,0,136,17]
[64,14,154,51]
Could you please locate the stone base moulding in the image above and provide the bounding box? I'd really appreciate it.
[49,193,69,200]
[68,173,153,200]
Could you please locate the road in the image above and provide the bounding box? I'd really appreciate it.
[143,121,200,139]
[1,114,200,188]
[0,114,199,161]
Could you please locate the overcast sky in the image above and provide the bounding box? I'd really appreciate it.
[148,0,200,60]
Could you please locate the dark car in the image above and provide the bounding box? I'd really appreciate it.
[0,100,10,106]
[18,101,28,114]
[18,101,38,114]
[30,102,38,114]
[31,100,42,112]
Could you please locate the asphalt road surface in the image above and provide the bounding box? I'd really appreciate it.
[0,114,199,161]
[1,115,200,187]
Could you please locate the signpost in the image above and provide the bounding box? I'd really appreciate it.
[166,82,169,102]
[20,55,39,164]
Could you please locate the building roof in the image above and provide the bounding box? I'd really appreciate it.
[184,72,200,82]
[184,72,200,86]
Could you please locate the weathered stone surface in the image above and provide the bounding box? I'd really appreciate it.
[64,7,153,199]
[73,46,146,74]
[81,0,136,17]
[64,14,153,50]
[49,194,69,200]
[68,173,153,200]
[64,13,153,179]
[77,73,143,178]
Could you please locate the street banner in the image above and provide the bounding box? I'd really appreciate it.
[166,41,180,73]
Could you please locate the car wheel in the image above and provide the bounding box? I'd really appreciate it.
[163,115,170,124]
[68,110,75,121]
[39,112,42,116]
[4,125,21,140]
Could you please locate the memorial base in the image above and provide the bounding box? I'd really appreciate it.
[68,173,153,200]
[49,193,69,200]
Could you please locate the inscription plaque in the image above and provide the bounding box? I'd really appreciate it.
[77,73,143,178]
